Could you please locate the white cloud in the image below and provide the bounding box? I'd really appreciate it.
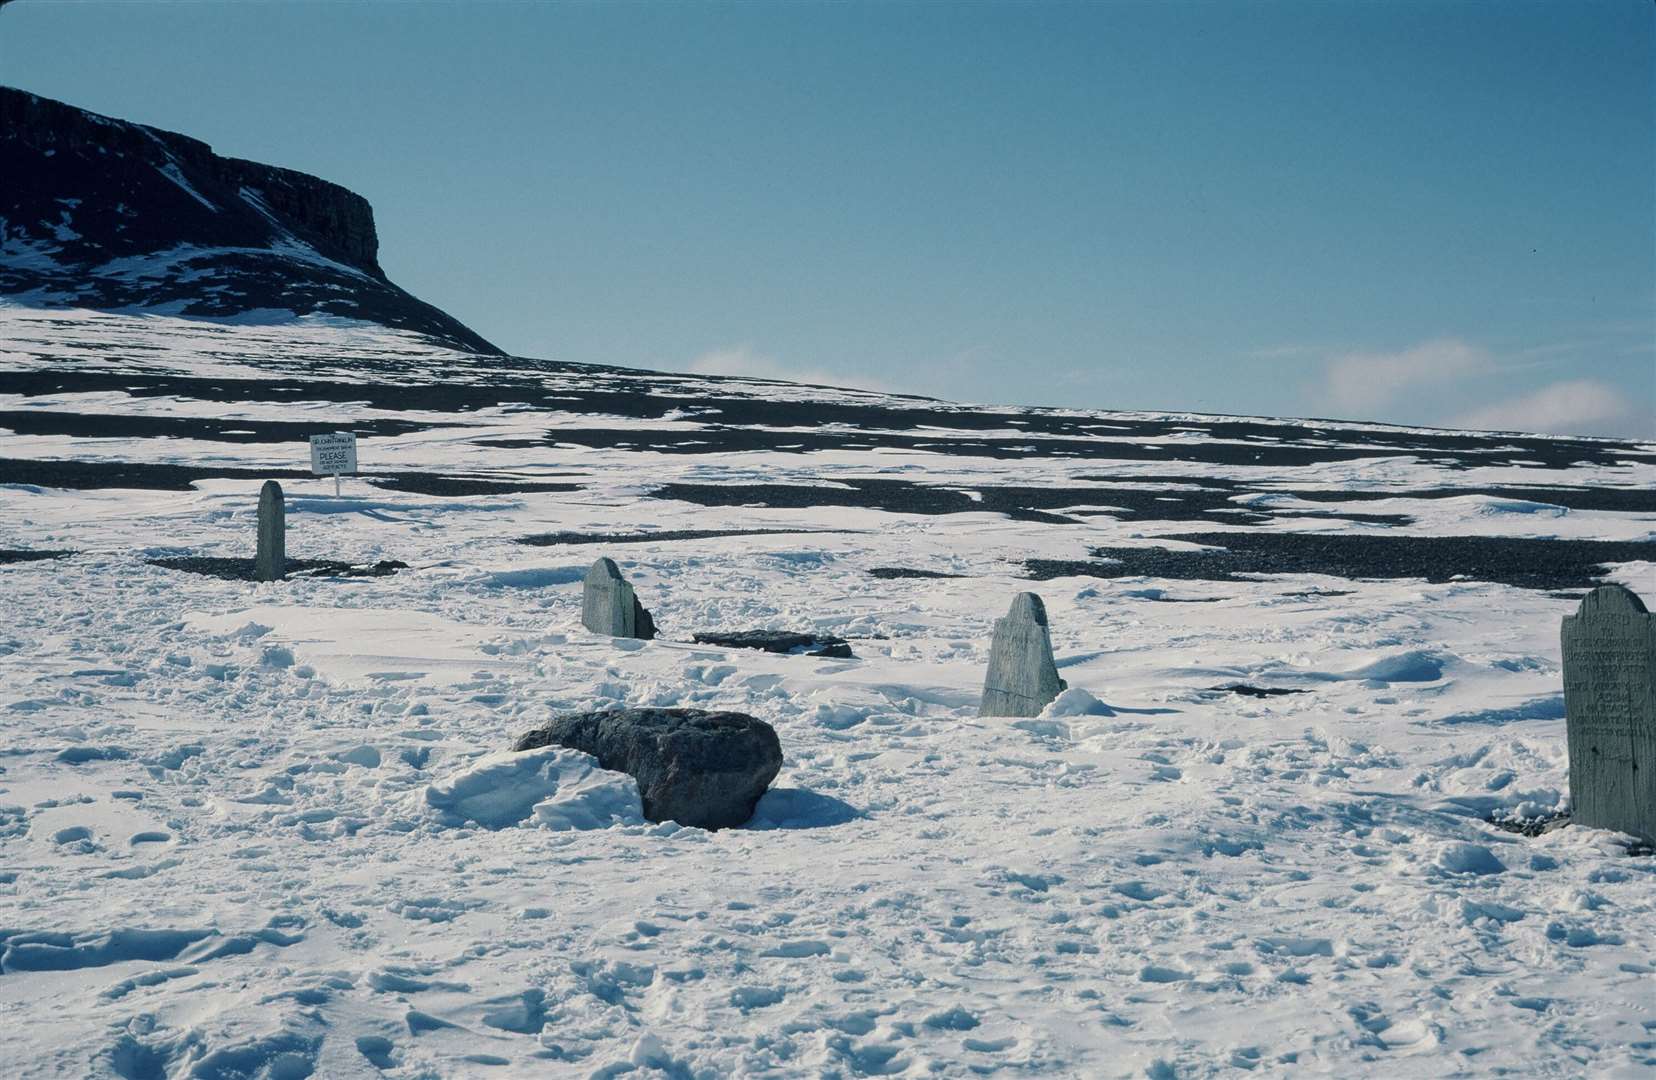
[1450,379,1643,437]
[1322,338,1494,413]
[685,346,895,394]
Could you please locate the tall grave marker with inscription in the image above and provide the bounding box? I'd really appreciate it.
[1560,584,1654,843]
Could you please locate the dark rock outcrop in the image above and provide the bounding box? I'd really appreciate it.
[691,630,853,659]
[147,556,407,581]
[0,549,74,564]
[512,708,783,830]
[1208,684,1307,698]
[0,86,498,353]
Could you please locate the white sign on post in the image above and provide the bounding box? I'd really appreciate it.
[309,432,358,496]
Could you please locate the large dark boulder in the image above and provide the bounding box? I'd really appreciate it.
[512,708,782,830]
[691,630,852,659]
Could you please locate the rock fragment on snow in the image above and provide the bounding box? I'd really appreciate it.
[690,630,853,658]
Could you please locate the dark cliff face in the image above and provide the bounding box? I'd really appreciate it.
[0,87,500,354]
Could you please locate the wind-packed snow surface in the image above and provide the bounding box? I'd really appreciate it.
[1,305,1654,1078]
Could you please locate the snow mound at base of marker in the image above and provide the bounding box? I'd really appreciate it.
[1039,687,1117,717]
[422,746,643,831]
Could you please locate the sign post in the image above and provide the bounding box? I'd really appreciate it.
[309,432,358,496]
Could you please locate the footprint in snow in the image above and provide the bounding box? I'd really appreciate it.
[355,1036,397,1069]
[760,939,832,958]
[730,985,786,1011]
[1349,1005,1441,1052]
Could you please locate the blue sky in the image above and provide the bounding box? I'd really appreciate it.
[4,1,1652,435]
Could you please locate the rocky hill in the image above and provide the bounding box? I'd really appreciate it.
[0,87,499,353]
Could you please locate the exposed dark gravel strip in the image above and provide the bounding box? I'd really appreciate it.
[519,528,847,547]
[1208,685,1309,698]
[868,567,966,579]
[0,458,576,496]
[549,425,1648,470]
[651,478,1419,526]
[147,557,408,581]
[0,410,443,443]
[655,475,1656,525]
[653,481,1092,524]
[1258,510,1417,526]
[1025,532,1656,592]
[0,549,75,564]
[369,476,582,497]
[540,426,1397,466]
[0,368,635,416]
[0,458,313,491]
[690,631,854,659]
[1253,485,1656,515]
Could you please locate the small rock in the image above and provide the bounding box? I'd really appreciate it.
[1209,684,1306,698]
[691,630,853,659]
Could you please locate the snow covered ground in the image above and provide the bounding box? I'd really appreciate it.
[1,305,1654,1078]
